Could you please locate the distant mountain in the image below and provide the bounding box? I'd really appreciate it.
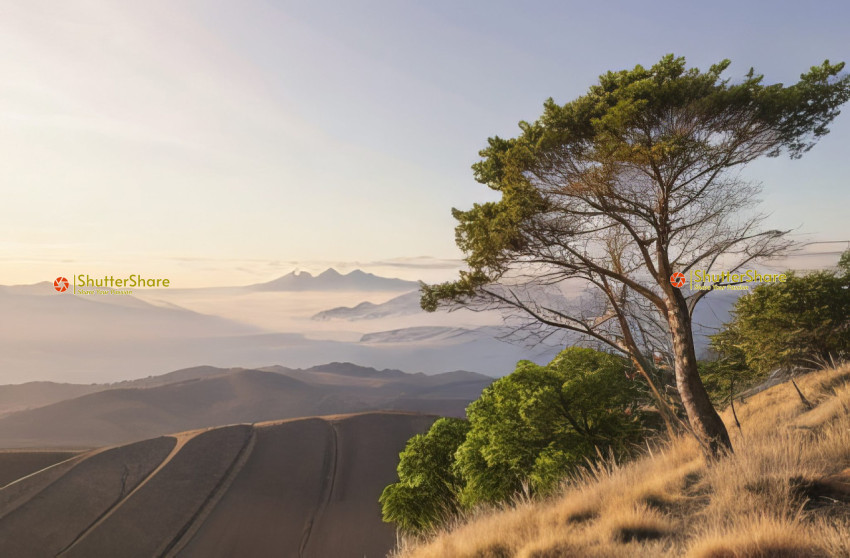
[0,280,564,384]
[0,277,556,383]
[0,363,492,447]
[108,365,246,389]
[312,290,422,320]
[0,283,261,384]
[271,362,493,390]
[251,268,418,292]
[306,362,409,378]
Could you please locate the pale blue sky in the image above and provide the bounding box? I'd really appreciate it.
[1,1,848,286]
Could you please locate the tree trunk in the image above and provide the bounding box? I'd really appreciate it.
[627,354,680,439]
[610,307,680,438]
[667,292,733,456]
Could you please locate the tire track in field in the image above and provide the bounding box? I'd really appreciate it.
[299,419,339,558]
[57,431,198,556]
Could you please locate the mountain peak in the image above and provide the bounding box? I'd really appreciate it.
[252,268,418,292]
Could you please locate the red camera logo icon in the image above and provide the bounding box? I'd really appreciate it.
[670,272,686,288]
[54,277,70,293]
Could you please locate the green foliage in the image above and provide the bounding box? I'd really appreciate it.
[711,252,850,376]
[380,348,655,534]
[455,348,647,507]
[379,418,470,535]
[698,359,751,408]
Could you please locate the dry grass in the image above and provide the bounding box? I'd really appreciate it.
[393,364,850,558]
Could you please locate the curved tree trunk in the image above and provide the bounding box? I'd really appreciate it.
[667,292,732,456]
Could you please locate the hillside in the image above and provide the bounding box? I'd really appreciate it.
[0,412,436,558]
[312,290,422,320]
[0,366,244,416]
[0,382,103,417]
[0,364,491,448]
[395,365,850,558]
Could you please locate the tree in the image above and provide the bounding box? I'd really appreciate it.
[379,417,470,535]
[711,250,850,377]
[454,348,646,506]
[697,359,749,409]
[380,349,649,533]
[422,55,850,455]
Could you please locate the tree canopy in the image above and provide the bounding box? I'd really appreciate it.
[380,348,651,536]
[455,348,646,507]
[422,55,850,454]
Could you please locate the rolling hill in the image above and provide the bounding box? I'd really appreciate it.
[0,366,248,417]
[0,382,103,418]
[0,363,492,448]
[0,412,435,558]
[312,290,422,320]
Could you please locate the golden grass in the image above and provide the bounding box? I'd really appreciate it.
[394,364,850,558]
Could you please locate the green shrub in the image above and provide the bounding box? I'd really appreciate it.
[379,417,470,535]
[711,251,850,377]
[455,348,648,507]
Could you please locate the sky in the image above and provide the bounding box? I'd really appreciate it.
[1,0,848,287]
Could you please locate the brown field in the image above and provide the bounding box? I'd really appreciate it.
[0,450,81,487]
[179,412,437,558]
[0,452,91,517]
[0,436,176,557]
[298,413,439,557]
[0,411,435,558]
[176,418,340,557]
[62,425,253,558]
[393,364,850,558]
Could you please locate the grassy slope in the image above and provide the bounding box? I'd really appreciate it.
[395,365,850,558]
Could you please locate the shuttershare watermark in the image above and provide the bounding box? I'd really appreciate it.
[53,274,172,295]
[669,269,787,291]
